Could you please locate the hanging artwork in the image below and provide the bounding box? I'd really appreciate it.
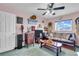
[48,22,52,33]
[28,15,38,25]
[27,18,38,25]
[38,24,42,28]
[30,15,37,20]
[75,17,79,35]
[48,22,52,27]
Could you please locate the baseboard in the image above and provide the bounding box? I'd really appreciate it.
[0,48,16,54]
[15,45,26,49]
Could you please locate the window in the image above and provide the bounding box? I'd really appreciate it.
[55,20,72,32]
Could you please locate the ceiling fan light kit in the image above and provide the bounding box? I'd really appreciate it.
[52,12,55,15]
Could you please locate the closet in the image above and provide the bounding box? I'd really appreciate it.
[0,11,16,53]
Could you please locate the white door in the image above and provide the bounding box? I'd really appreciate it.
[0,11,6,53]
[5,12,16,51]
[8,14,16,50]
[0,11,16,53]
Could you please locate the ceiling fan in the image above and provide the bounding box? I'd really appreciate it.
[37,3,65,15]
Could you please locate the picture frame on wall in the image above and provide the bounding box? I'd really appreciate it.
[17,17,23,24]
[75,17,79,34]
[27,18,38,25]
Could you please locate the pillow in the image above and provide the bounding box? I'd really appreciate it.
[45,39,54,47]
[69,34,75,41]
[66,34,70,40]
[67,33,75,41]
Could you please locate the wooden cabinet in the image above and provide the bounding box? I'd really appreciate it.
[0,11,16,53]
[25,32,35,47]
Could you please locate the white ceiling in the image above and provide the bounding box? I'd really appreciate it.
[0,3,79,19]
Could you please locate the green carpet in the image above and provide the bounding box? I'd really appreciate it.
[0,44,78,56]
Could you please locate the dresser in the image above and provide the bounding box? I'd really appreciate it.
[25,31,35,47]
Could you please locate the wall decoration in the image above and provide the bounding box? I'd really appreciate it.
[75,17,79,35]
[28,15,38,25]
[75,17,79,24]
[38,24,42,28]
[17,17,23,24]
[48,22,52,27]
[28,19,38,25]
[30,15,37,20]
[48,22,52,33]
[55,19,72,32]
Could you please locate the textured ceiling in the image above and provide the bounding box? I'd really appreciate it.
[0,3,79,19]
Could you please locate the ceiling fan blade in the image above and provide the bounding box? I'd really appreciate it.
[42,12,47,15]
[37,8,47,10]
[53,6,65,10]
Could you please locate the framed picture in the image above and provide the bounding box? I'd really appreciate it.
[28,19,38,25]
[17,17,23,24]
[75,17,79,34]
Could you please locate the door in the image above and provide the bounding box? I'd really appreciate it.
[5,12,16,51]
[0,11,6,53]
[0,11,16,53]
